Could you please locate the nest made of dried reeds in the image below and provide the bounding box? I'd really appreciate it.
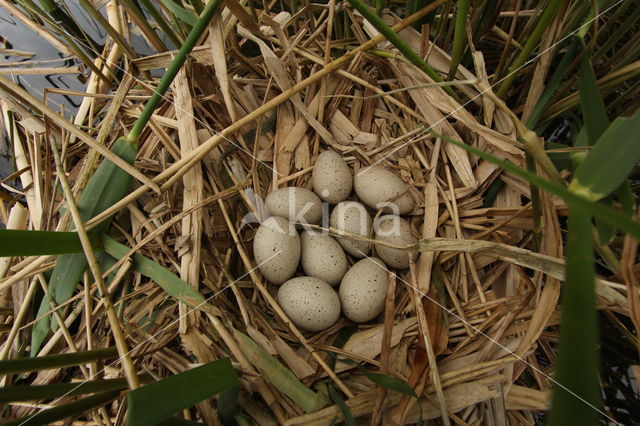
[0,2,634,425]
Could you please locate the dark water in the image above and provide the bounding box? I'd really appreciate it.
[0,5,98,114]
[0,3,91,182]
[0,1,159,183]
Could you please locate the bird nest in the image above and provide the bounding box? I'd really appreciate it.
[0,4,629,425]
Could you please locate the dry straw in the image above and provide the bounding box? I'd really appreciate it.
[0,0,636,424]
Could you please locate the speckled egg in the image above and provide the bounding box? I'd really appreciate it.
[354,166,414,214]
[339,257,388,323]
[265,187,323,225]
[330,201,372,258]
[253,216,300,284]
[277,277,341,332]
[312,150,352,204]
[374,215,417,269]
[300,231,349,286]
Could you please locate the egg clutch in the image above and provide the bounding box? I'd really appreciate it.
[252,151,418,332]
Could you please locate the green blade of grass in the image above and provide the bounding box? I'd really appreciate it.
[160,0,198,25]
[0,347,118,374]
[569,110,640,201]
[29,0,225,358]
[496,0,564,98]
[471,0,500,44]
[405,0,433,29]
[2,391,119,426]
[101,235,211,310]
[327,382,356,426]
[618,180,636,216]
[547,205,601,425]
[0,376,147,402]
[31,254,120,354]
[577,49,632,247]
[426,128,640,239]
[0,229,101,257]
[579,54,609,144]
[447,0,470,80]
[328,326,358,370]
[30,293,52,357]
[234,330,328,413]
[571,126,589,170]
[360,369,417,397]
[188,0,204,14]
[139,0,185,46]
[358,367,422,424]
[125,358,239,426]
[156,418,205,426]
[346,0,456,99]
[526,38,580,130]
[528,3,602,130]
[594,6,640,62]
[217,385,241,425]
[127,0,225,142]
[47,136,136,307]
[30,136,137,355]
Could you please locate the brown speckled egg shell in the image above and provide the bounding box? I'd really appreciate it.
[339,257,388,323]
[312,150,353,204]
[265,187,322,224]
[277,277,341,332]
[354,166,414,214]
[253,216,300,284]
[374,215,417,269]
[300,231,349,286]
[330,201,372,258]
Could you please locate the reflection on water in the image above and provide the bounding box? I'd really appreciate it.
[0,8,91,118]
[0,1,169,183]
[0,4,93,182]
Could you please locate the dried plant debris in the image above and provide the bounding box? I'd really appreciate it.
[0,0,639,424]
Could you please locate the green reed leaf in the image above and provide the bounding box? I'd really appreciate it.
[30,137,136,356]
[360,369,417,397]
[2,391,119,426]
[0,229,100,257]
[427,128,640,239]
[30,293,52,357]
[0,376,140,402]
[101,235,210,310]
[1,347,118,374]
[548,206,601,425]
[579,55,609,144]
[234,330,328,413]
[160,0,198,25]
[328,382,356,426]
[570,110,640,201]
[447,0,470,80]
[125,358,239,426]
